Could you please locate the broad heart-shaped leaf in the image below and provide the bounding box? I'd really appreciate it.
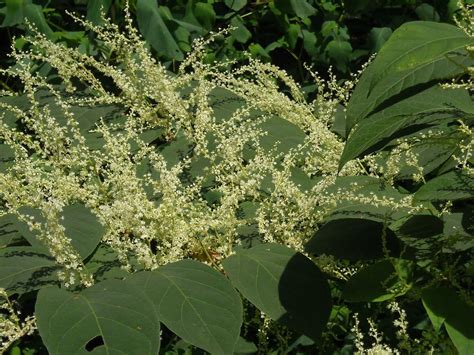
[340,85,472,167]
[414,170,474,202]
[125,260,242,355]
[305,219,401,261]
[0,247,59,295]
[342,259,411,302]
[16,204,104,260]
[36,280,161,355]
[136,0,183,60]
[222,243,332,341]
[422,286,474,354]
[346,21,474,135]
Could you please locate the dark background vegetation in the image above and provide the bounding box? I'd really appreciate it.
[0,1,472,354]
[0,0,468,91]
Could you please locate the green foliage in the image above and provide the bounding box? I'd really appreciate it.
[136,0,184,61]
[0,2,473,354]
[305,219,401,260]
[223,243,332,341]
[15,204,104,259]
[0,247,59,295]
[422,286,474,354]
[343,21,473,139]
[36,280,161,354]
[125,260,243,354]
[0,0,463,82]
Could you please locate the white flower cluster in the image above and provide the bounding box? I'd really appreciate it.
[0,3,453,288]
[0,289,36,353]
[351,302,426,354]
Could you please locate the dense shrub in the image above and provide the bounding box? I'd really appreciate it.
[0,1,472,354]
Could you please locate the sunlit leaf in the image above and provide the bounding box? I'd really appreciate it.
[127,260,242,354]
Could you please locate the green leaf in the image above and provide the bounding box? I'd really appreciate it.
[0,214,23,247]
[321,176,415,222]
[321,21,338,38]
[441,210,474,253]
[305,218,401,260]
[194,2,216,31]
[343,259,410,302]
[23,3,54,38]
[36,280,161,355]
[172,22,191,52]
[0,93,29,127]
[275,0,317,18]
[86,0,112,25]
[222,243,332,340]
[15,203,104,260]
[248,43,271,61]
[84,244,130,282]
[422,286,474,354]
[0,0,53,38]
[331,103,346,137]
[414,170,474,202]
[136,0,183,60]
[60,204,104,259]
[302,29,318,57]
[230,16,251,44]
[126,260,242,354]
[1,0,26,27]
[0,247,59,295]
[392,214,444,258]
[224,0,247,11]
[325,39,352,72]
[340,85,471,168]
[208,87,247,121]
[415,4,440,22]
[398,215,444,239]
[0,89,124,152]
[233,337,257,354]
[257,116,307,157]
[346,22,474,134]
[396,129,463,178]
[286,23,300,48]
[368,27,392,53]
[0,143,15,173]
[159,131,192,166]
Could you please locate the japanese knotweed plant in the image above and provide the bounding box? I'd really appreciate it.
[0,2,473,354]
